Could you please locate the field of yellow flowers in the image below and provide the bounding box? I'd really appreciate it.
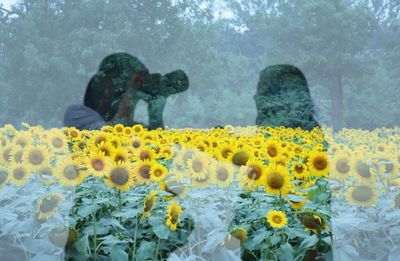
[0,123,399,260]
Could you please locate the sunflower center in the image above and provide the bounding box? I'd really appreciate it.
[144,197,155,212]
[132,140,141,148]
[352,186,373,202]
[232,151,249,166]
[95,137,106,146]
[355,161,371,178]
[192,160,203,173]
[140,151,150,161]
[115,155,126,163]
[64,165,79,180]
[92,159,105,171]
[313,156,327,170]
[153,169,163,177]
[267,172,284,189]
[39,197,59,213]
[272,215,282,224]
[14,168,25,180]
[139,165,151,179]
[217,168,229,181]
[16,139,27,147]
[110,168,129,185]
[294,165,304,174]
[3,149,12,162]
[222,148,233,159]
[247,166,262,180]
[52,137,64,148]
[267,146,278,157]
[29,150,44,165]
[336,159,350,174]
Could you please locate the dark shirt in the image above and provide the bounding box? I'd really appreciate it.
[63,105,105,130]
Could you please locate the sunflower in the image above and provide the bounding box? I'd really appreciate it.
[55,158,87,186]
[113,124,125,135]
[13,131,32,148]
[266,210,288,229]
[129,136,144,150]
[112,147,130,163]
[37,167,56,185]
[36,193,65,222]
[211,161,235,187]
[135,147,157,162]
[159,145,174,160]
[239,159,266,189]
[298,212,329,234]
[166,201,182,231]
[132,124,144,135]
[47,130,68,152]
[105,161,134,191]
[331,155,352,180]
[87,151,111,177]
[217,144,235,161]
[288,192,307,210]
[9,163,31,185]
[291,162,308,179]
[228,148,252,166]
[0,144,13,165]
[134,160,154,185]
[224,226,248,249]
[265,139,281,160]
[142,191,158,218]
[0,167,9,189]
[22,145,50,170]
[192,170,213,188]
[159,180,188,199]
[187,151,210,179]
[91,132,110,147]
[264,163,291,196]
[10,145,24,163]
[352,157,374,181]
[96,142,114,157]
[308,150,330,177]
[48,225,78,248]
[346,183,377,207]
[150,163,168,181]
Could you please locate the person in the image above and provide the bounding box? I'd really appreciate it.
[63,52,148,130]
[64,52,189,130]
[254,64,319,130]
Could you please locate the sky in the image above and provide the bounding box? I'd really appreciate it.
[1,0,235,19]
[0,0,16,9]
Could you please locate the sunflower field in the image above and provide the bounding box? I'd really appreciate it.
[0,123,399,260]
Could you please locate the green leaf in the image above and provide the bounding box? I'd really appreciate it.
[136,241,156,261]
[110,245,128,261]
[74,234,90,258]
[276,243,294,261]
[152,223,171,239]
[77,204,100,218]
[299,235,318,250]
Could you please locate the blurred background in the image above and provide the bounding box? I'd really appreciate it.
[0,0,399,129]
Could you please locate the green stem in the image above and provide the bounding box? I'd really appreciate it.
[131,215,139,261]
[92,192,97,261]
[154,237,161,259]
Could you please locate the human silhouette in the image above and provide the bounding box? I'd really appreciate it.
[254,64,318,130]
[63,52,189,130]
